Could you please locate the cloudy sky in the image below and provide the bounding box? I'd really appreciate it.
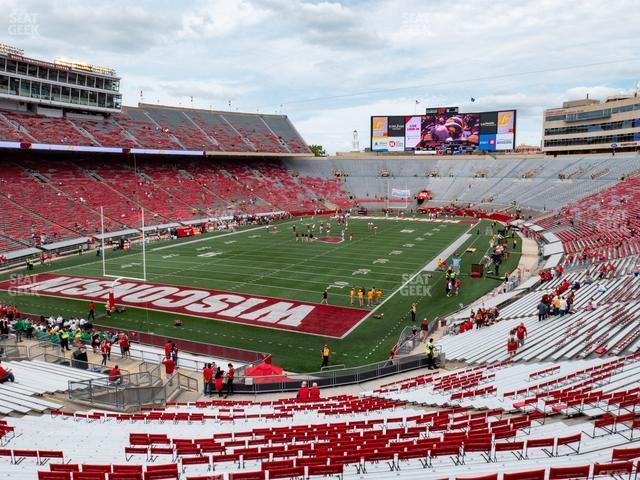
[2,0,639,153]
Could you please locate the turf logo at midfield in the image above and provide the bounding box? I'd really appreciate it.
[0,273,367,338]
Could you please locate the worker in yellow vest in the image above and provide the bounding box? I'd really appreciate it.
[425,338,436,370]
[321,344,330,368]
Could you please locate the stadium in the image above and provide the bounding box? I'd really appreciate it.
[1,4,640,480]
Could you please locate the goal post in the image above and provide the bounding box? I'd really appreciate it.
[100,205,148,282]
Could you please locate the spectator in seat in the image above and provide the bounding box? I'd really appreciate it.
[297,381,309,400]
[0,359,15,383]
[109,365,122,385]
[309,382,320,400]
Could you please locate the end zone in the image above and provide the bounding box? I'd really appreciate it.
[0,273,368,339]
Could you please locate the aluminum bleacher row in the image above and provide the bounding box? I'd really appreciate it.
[432,266,640,365]
[0,359,105,415]
[1,388,639,480]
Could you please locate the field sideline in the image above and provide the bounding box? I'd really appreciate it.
[0,216,521,371]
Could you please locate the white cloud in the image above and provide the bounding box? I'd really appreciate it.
[1,0,639,153]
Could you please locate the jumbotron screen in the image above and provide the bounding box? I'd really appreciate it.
[371,110,516,153]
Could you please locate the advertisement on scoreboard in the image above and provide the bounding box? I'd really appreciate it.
[478,110,516,151]
[371,109,517,153]
[371,116,388,151]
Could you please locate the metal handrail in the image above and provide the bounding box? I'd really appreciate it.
[235,352,437,394]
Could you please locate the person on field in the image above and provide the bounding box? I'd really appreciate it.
[321,344,330,368]
[410,303,417,322]
[367,288,374,306]
[321,289,328,305]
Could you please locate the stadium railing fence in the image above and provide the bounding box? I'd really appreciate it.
[234,351,438,394]
[67,369,197,411]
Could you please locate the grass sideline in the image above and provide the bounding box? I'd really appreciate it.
[0,216,521,371]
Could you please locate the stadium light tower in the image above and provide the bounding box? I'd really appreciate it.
[352,130,359,152]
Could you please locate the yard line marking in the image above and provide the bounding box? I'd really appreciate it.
[151,220,297,252]
[340,221,479,338]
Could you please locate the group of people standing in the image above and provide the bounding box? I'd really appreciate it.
[202,362,235,397]
[350,287,383,306]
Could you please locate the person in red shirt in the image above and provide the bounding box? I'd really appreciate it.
[119,334,130,359]
[100,340,110,366]
[203,363,213,396]
[88,301,95,321]
[516,322,528,347]
[162,355,175,383]
[109,365,122,384]
[164,341,172,357]
[0,360,15,383]
[225,363,234,398]
[309,382,320,400]
[296,381,309,400]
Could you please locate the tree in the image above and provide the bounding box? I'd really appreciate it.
[309,144,327,157]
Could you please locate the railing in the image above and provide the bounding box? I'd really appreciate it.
[0,335,29,360]
[234,352,435,394]
[23,326,265,375]
[394,317,440,356]
[38,351,129,374]
[138,361,161,383]
[92,327,270,365]
[68,367,198,411]
[69,371,161,411]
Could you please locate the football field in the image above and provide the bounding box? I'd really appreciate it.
[0,215,521,371]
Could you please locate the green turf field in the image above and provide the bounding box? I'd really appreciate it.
[0,216,521,371]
